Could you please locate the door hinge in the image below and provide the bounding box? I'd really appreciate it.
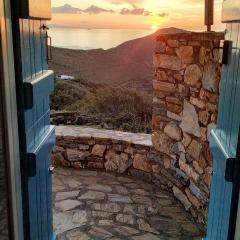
[225,158,240,183]
[27,153,36,177]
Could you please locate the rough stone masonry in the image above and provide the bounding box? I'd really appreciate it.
[152,31,224,225]
[52,31,225,231]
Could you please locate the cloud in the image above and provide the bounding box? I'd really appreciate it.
[158,13,168,18]
[120,8,152,16]
[52,4,81,14]
[84,5,115,14]
[52,4,114,15]
[109,0,143,8]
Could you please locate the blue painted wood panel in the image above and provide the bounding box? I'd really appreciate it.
[206,22,240,240]
[19,18,55,240]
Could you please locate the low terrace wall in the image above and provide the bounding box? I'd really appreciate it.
[152,31,224,225]
[53,126,156,173]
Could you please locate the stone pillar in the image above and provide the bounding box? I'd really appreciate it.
[152,32,224,225]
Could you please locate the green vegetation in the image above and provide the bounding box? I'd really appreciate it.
[50,80,152,133]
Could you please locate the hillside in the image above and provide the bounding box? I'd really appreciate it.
[49,27,187,93]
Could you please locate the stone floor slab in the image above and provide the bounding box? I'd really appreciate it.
[53,168,203,240]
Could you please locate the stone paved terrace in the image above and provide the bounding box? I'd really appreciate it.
[55,126,152,146]
[53,167,203,240]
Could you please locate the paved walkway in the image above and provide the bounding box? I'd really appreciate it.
[53,168,203,240]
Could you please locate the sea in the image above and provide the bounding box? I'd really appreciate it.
[48,27,155,50]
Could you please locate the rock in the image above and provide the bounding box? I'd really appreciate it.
[130,189,149,196]
[202,61,220,92]
[98,220,114,226]
[153,80,176,93]
[173,186,191,210]
[171,142,185,155]
[184,64,202,86]
[152,131,173,155]
[206,103,217,113]
[189,181,207,202]
[137,219,159,234]
[53,146,65,153]
[182,132,191,147]
[153,54,182,71]
[187,140,202,160]
[199,46,206,65]
[156,70,168,81]
[72,210,88,225]
[66,149,90,162]
[115,185,129,195]
[166,96,182,105]
[190,97,205,109]
[79,191,105,200]
[79,144,90,150]
[118,153,132,173]
[123,204,135,214]
[88,184,112,193]
[92,203,121,213]
[132,195,152,205]
[167,39,179,47]
[53,211,84,234]
[124,147,134,155]
[164,121,182,141]
[178,83,190,97]
[174,73,183,82]
[55,191,80,201]
[155,41,166,53]
[180,100,201,137]
[176,46,194,64]
[167,111,182,121]
[105,150,132,173]
[152,164,161,173]
[66,230,90,240]
[199,111,210,126]
[87,162,104,169]
[179,159,199,182]
[114,226,139,236]
[91,144,106,157]
[132,233,162,240]
[133,154,152,172]
[193,161,204,174]
[186,189,201,209]
[55,200,83,212]
[166,102,183,114]
[200,127,207,141]
[108,194,133,203]
[116,214,134,225]
[163,155,175,169]
[88,227,113,239]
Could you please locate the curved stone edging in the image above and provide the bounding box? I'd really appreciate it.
[52,126,206,230]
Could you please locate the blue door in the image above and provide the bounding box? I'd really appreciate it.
[206,8,240,240]
[11,3,56,240]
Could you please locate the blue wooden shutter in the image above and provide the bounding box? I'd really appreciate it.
[19,18,56,240]
[206,22,240,240]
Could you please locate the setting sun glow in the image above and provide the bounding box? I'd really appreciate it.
[50,0,225,31]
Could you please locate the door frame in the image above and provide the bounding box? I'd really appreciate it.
[0,0,24,239]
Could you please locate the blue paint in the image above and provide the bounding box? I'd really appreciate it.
[19,18,56,240]
[206,22,240,240]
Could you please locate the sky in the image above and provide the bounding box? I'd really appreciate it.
[50,0,225,31]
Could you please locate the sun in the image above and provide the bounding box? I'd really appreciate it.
[152,25,158,30]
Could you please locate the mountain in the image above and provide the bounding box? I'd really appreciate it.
[49,27,187,93]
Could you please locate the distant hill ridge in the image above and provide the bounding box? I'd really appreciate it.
[49,27,187,92]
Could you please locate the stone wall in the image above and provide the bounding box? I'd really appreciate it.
[152,32,224,225]
[53,126,156,174]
